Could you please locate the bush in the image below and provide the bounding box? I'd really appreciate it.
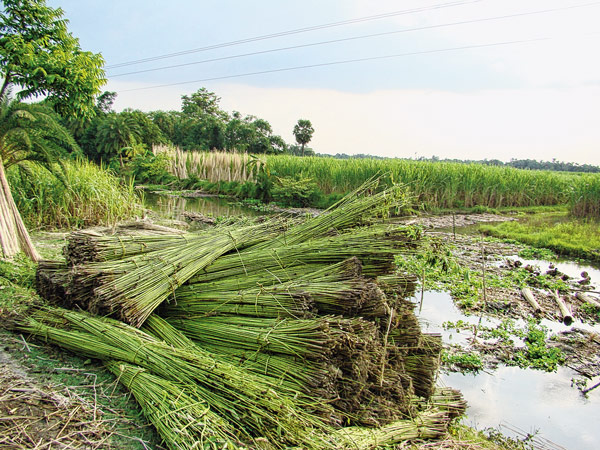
[9,159,141,229]
[127,151,175,185]
[271,176,320,207]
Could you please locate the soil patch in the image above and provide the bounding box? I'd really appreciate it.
[0,342,114,449]
[397,213,515,229]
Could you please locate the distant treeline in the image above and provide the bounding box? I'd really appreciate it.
[322,154,600,173]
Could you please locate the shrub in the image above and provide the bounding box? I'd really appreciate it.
[9,159,141,229]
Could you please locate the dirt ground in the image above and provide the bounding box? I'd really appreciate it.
[0,335,114,449]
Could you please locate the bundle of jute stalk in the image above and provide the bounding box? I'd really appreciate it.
[49,177,413,328]
[28,178,468,446]
[35,260,72,307]
[163,257,399,319]
[14,307,335,449]
[164,305,424,425]
[106,362,243,450]
[187,224,420,284]
[76,220,288,326]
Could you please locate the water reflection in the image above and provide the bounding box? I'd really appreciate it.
[144,192,261,222]
[442,367,598,450]
[414,290,600,450]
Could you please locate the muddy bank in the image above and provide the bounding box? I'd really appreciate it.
[397,212,515,229]
[414,228,600,388]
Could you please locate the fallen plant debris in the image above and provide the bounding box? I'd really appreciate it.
[0,348,122,449]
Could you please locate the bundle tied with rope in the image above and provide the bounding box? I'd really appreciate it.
[28,177,465,449]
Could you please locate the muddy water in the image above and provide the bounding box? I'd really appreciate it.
[144,192,261,222]
[415,290,600,450]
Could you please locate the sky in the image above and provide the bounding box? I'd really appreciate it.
[47,0,600,165]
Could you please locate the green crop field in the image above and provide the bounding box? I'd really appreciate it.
[266,155,599,215]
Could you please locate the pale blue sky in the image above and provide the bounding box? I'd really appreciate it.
[46,0,600,164]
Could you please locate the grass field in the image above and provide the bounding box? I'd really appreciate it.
[147,147,600,217]
[479,212,600,262]
[266,155,593,211]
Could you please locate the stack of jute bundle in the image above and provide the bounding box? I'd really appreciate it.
[27,179,464,449]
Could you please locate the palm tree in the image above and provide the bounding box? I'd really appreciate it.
[0,98,79,261]
[95,113,142,167]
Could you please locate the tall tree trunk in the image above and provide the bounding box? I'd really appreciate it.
[0,157,41,261]
[0,72,11,101]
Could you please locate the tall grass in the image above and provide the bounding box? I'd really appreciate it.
[569,173,600,218]
[150,146,600,215]
[8,159,141,229]
[479,213,600,262]
[266,156,592,210]
[153,144,259,182]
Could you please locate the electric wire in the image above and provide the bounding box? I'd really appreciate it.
[108,1,600,79]
[118,35,576,93]
[105,0,484,69]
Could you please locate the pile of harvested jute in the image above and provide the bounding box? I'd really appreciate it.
[28,179,464,449]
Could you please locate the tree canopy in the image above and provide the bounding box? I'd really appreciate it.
[0,0,106,119]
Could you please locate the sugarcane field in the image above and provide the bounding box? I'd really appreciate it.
[3,1,600,448]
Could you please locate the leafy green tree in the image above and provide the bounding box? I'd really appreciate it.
[181,88,228,121]
[149,110,177,142]
[95,113,142,167]
[121,109,167,150]
[0,99,78,260]
[225,112,285,154]
[0,0,105,261]
[0,0,106,119]
[293,119,314,156]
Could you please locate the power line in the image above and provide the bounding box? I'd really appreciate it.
[105,0,484,69]
[108,1,600,79]
[118,36,567,93]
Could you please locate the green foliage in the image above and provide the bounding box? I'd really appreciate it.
[478,319,565,372]
[8,159,141,229]
[580,303,600,322]
[511,320,565,372]
[95,112,143,166]
[292,119,314,155]
[271,176,320,207]
[0,100,80,169]
[441,349,483,372]
[517,247,557,260]
[145,89,286,153]
[181,87,228,121]
[127,150,174,184]
[266,155,590,211]
[480,213,600,262]
[569,173,600,218]
[395,239,480,309]
[0,252,35,287]
[0,253,37,316]
[0,0,105,119]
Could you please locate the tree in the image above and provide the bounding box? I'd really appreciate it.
[0,100,79,260]
[95,113,142,168]
[0,0,106,119]
[181,88,228,121]
[293,119,314,156]
[0,0,105,261]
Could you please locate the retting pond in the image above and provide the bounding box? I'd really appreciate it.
[415,258,600,450]
[143,192,262,224]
